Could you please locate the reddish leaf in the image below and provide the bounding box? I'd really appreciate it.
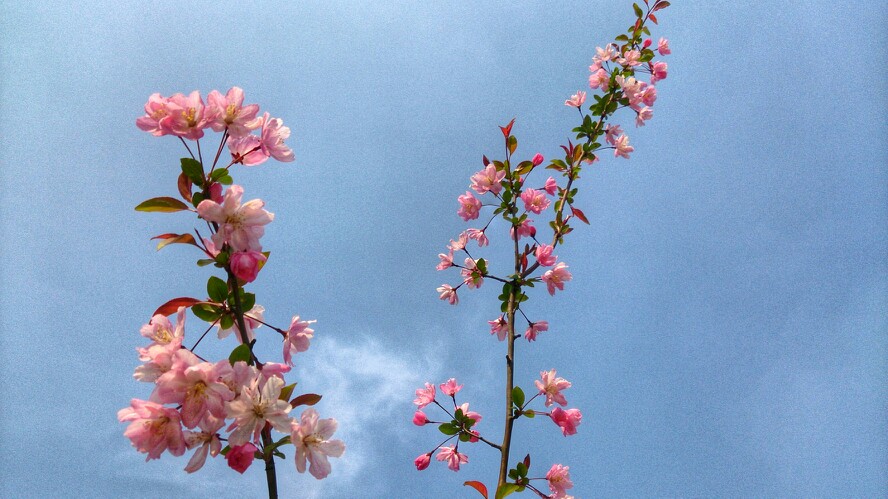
[653,0,670,11]
[290,393,322,408]
[464,481,488,498]
[178,172,193,202]
[152,297,201,317]
[523,453,531,469]
[649,12,658,24]
[571,206,590,225]
[151,233,198,251]
[499,118,515,139]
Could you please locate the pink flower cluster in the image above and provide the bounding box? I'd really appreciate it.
[120,306,343,478]
[412,378,483,472]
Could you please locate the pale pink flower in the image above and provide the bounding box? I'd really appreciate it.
[437,284,458,305]
[436,445,468,471]
[118,399,186,460]
[488,316,509,341]
[524,321,549,342]
[617,49,641,67]
[197,184,274,252]
[258,112,295,162]
[465,228,488,247]
[565,90,586,108]
[521,188,551,214]
[207,87,261,137]
[134,341,180,382]
[457,191,482,221]
[183,419,223,473]
[413,410,429,426]
[225,376,293,446]
[605,124,623,145]
[283,316,316,366]
[225,442,258,474]
[218,304,265,343]
[219,361,260,399]
[542,262,572,295]
[440,378,463,397]
[588,60,601,73]
[613,134,634,159]
[616,75,643,103]
[635,106,654,127]
[535,369,572,407]
[260,362,291,382]
[292,408,346,479]
[437,249,454,270]
[543,176,558,195]
[511,218,536,239]
[415,453,432,470]
[230,250,267,283]
[140,306,186,346]
[658,37,671,56]
[154,360,234,429]
[641,85,658,106]
[588,68,610,91]
[650,61,668,84]
[461,258,484,289]
[470,164,505,195]
[413,382,436,408]
[535,244,557,267]
[546,464,574,498]
[532,153,544,166]
[162,91,211,140]
[594,44,617,63]
[456,402,482,425]
[227,135,269,166]
[136,93,171,136]
[550,407,582,436]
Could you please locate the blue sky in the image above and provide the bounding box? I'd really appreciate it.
[1,1,885,497]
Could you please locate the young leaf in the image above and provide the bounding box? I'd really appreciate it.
[207,276,228,303]
[499,118,516,139]
[464,481,489,499]
[135,197,190,213]
[633,2,643,18]
[152,233,198,251]
[152,297,201,317]
[512,386,525,408]
[571,206,590,225]
[495,483,521,499]
[279,383,297,402]
[290,393,322,408]
[177,172,192,202]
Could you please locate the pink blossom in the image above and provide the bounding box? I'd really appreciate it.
[225,442,258,474]
[456,402,482,425]
[183,419,223,473]
[218,304,265,344]
[437,284,458,305]
[136,93,170,136]
[465,228,488,247]
[413,410,429,426]
[283,315,316,366]
[532,153,544,166]
[588,68,610,91]
[436,445,468,472]
[140,306,186,346]
[118,399,186,460]
[542,262,572,295]
[207,87,261,137]
[643,38,653,49]
[415,453,432,471]
[225,376,293,446]
[258,112,295,162]
[197,184,274,252]
[449,232,469,252]
[613,134,634,159]
[605,124,623,145]
[616,75,643,103]
[617,49,641,67]
[550,407,582,436]
[470,164,505,195]
[641,85,658,107]
[658,37,671,55]
[635,106,653,127]
[461,258,484,289]
[133,341,180,382]
[208,182,224,204]
[521,188,551,214]
[440,378,463,397]
[511,218,536,239]
[457,191,482,221]
[154,360,234,429]
[437,248,454,270]
[230,250,267,283]
[292,408,346,479]
[593,44,617,63]
[488,316,509,341]
[524,321,549,342]
[413,382,436,408]
[565,90,586,108]
[228,135,268,166]
[535,369,572,407]
[543,177,558,196]
[535,244,557,267]
[162,91,211,140]
[546,464,574,498]
[650,61,668,84]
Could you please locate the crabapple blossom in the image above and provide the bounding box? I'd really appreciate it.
[658,37,671,55]
[470,164,506,195]
[415,453,432,471]
[594,44,617,63]
[163,91,211,140]
[520,188,551,214]
[651,61,668,84]
[613,134,634,159]
[437,248,454,270]
[229,250,267,283]
[436,446,468,472]
[283,315,316,366]
[414,382,436,408]
[226,442,258,474]
[257,112,295,162]
[532,153,544,166]
[457,191,482,221]
[461,258,484,289]
[488,316,509,341]
[440,378,463,397]
[133,340,180,382]
[550,407,582,436]
[197,184,274,252]
[636,106,654,127]
[535,244,557,267]
[546,464,574,498]
[456,402,482,425]
[465,228,489,247]
[118,399,187,460]
[535,369,572,407]
[524,321,549,342]
[292,408,345,479]
[183,420,224,473]
[226,376,293,446]
[218,304,265,343]
[449,232,469,251]
[565,90,586,108]
[511,218,536,239]
[541,262,572,295]
[140,307,186,346]
[207,87,261,137]
[413,410,429,426]
[605,124,623,145]
[228,135,268,166]
[617,49,641,67]
[136,93,170,136]
[153,359,235,429]
[544,176,558,195]
[589,68,610,91]
[437,284,458,305]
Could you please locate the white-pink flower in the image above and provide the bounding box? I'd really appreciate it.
[588,68,610,91]
[437,249,454,270]
[617,49,641,67]
[258,112,295,162]
[436,445,468,472]
[565,90,586,108]
[225,376,293,446]
[520,188,551,214]
[218,304,265,344]
[140,306,186,346]
[461,258,484,289]
[283,316,316,366]
[535,369,572,407]
[546,464,574,498]
[541,262,572,295]
[437,284,458,305]
[197,184,274,252]
[613,134,634,159]
[524,321,549,342]
[207,87,261,137]
[413,382,436,408]
[154,359,234,429]
[292,408,346,479]
[162,91,211,140]
[183,419,223,473]
[457,191,482,221]
[118,399,186,460]
[635,106,654,127]
[488,316,509,341]
[535,244,557,267]
[440,378,463,397]
[470,164,505,195]
[605,124,623,145]
[136,93,170,136]
[543,176,558,196]
[650,61,668,84]
[511,218,536,239]
[465,228,489,247]
[658,37,671,55]
[228,134,269,166]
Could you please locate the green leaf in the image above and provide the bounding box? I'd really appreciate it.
[207,276,228,303]
[512,386,525,408]
[241,292,256,312]
[196,258,216,267]
[135,197,190,213]
[633,2,643,18]
[524,410,535,418]
[217,175,233,185]
[228,343,252,365]
[279,383,297,402]
[192,303,222,322]
[507,135,517,155]
[290,393,322,408]
[220,445,231,456]
[475,258,487,274]
[438,423,459,435]
[516,461,527,477]
[210,168,230,181]
[219,314,234,330]
[495,483,521,499]
[459,432,471,442]
[515,160,533,175]
[191,191,206,208]
[181,157,205,184]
